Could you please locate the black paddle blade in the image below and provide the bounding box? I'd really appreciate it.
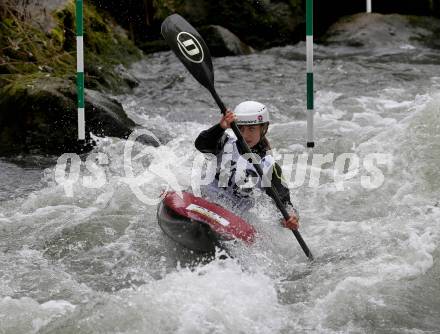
[161,14,214,91]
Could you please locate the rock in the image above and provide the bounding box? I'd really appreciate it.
[0,1,146,157]
[321,13,440,49]
[181,0,209,25]
[0,77,135,156]
[84,88,135,138]
[314,0,440,37]
[2,0,70,32]
[138,39,170,54]
[54,0,440,54]
[199,25,254,57]
[84,62,141,94]
[206,0,304,50]
[134,0,304,53]
[113,64,139,89]
[265,2,304,45]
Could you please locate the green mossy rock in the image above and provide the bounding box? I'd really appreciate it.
[0,1,142,156]
[0,76,135,156]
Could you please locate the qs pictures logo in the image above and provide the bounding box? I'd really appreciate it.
[54,129,183,206]
[123,129,183,205]
[177,32,204,63]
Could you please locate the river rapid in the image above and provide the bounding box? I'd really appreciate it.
[1,32,440,333]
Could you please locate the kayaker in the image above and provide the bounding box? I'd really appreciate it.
[195,101,299,230]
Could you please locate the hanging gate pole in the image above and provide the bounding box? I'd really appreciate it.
[76,0,85,140]
[306,0,314,148]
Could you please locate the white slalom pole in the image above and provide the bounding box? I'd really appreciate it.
[367,0,372,13]
[306,0,314,147]
[76,0,85,140]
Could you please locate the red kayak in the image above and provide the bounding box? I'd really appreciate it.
[157,191,256,252]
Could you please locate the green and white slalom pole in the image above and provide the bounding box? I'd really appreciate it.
[367,0,372,13]
[306,0,314,148]
[76,0,85,140]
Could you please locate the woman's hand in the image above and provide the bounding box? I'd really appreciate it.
[282,212,299,230]
[220,109,236,129]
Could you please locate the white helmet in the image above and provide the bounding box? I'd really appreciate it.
[234,101,269,125]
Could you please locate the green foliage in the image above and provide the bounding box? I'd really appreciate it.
[83,5,140,65]
[0,0,141,92]
[0,5,74,77]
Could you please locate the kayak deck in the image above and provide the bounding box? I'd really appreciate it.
[157,191,256,253]
[157,200,219,253]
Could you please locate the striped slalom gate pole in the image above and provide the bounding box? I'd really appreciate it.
[367,0,372,13]
[76,0,85,140]
[306,0,314,147]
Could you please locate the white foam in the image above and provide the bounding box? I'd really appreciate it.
[0,296,75,333]
[55,259,293,333]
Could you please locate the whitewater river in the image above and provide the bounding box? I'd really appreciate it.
[1,36,440,333]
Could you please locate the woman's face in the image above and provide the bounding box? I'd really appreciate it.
[238,124,262,148]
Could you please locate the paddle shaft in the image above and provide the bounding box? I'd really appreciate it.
[211,90,314,260]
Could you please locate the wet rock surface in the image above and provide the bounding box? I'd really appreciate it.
[321,13,440,49]
[0,77,135,156]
